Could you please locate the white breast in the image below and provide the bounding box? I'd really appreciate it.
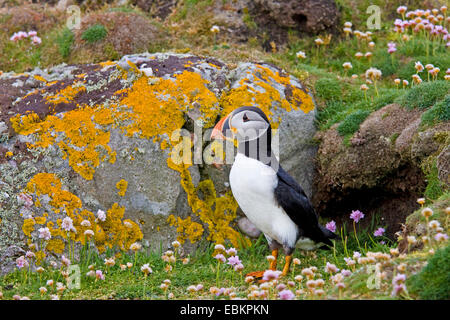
[229,153,299,248]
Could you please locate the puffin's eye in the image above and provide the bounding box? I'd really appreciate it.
[243,113,249,122]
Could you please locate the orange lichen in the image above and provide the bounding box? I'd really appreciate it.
[21,173,143,256]
[12,106,116,180]
[116,179,128,196]
[167,215,204,244]
[33,75,48,83]
[45,83,86,105]
[119,70,219,139]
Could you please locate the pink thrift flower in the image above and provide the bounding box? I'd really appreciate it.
[61,217,76,232]
[262,269,282,281]
[227,255,241,266]
[392,274,406,285]
[61,255,71,267]
[397,6,407,15]
[31,36,42,45]
[391,283,406,297]
[325,220,336,233]
[216,287,226,296]
[16,256,29,269]
[27,30,37,37]
[350,210,365,223]
[97,209,106,222]
[374,227,385,237]
[18,31,28,39]
[225,247,237,256]
[434,233,448,242]
[38,227,51,240]
[234,263,244,272]
[95,270,105,280]
[341,269,352,277]
[278,289,295,300]
[10,32,20,41]
[214,254,226,263]
[324,262,339,274]
[387,42,397,54]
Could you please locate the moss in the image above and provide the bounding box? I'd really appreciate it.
[81,24,108,43]
[56,27,74,59]
[337,109,371,136]
[242,8,257,31]
[395,80,450,110]
[423,160,444,200]
[314,77,342,101]
[421,95,450,127]
[408,245,450,300]
[316,100,346,130]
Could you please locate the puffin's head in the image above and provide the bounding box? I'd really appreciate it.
[210,106,270,142]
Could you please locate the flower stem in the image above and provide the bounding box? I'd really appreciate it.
[143,275,147,299]
[216,260,221,287]
[353,221,362,252]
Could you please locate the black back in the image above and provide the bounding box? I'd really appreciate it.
[274,166,336,247]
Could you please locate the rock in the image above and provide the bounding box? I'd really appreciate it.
[56,0,74,11]
[437,144,449,185]
[0,245,25,275]
[252,0,340,33]
[70,11,166,63]
[130,0,178,19]
[0,121,6,134]
[312,103,448,238]
[0,53,317,268]
[249,0,340,44]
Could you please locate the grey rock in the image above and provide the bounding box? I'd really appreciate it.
[0,53,317,268]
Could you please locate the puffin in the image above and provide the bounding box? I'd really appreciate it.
[210,106,337,277]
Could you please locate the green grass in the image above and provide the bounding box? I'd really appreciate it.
[1,224,444,300]
[314,77,342,101]
[408,245,450,300]
[421,95,450,127]
[395,80,450,110]
[81,24,108,44]
[337,109,371,136]
[1,214,427,301]
[56,28,74,59]
[423,160,445,200]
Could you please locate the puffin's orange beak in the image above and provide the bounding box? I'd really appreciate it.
[210,113,233,141]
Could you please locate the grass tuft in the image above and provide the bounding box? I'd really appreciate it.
[408,245,450,300]
[81,24,108,43]
[337,110,371,136]
[395,81,450,110]
[56,28,74,58]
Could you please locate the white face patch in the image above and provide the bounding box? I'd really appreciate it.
[230,110,269,142]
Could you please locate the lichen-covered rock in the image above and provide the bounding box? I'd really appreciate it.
[0,52,316,271]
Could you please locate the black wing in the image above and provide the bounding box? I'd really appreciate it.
[274,166,335,246]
